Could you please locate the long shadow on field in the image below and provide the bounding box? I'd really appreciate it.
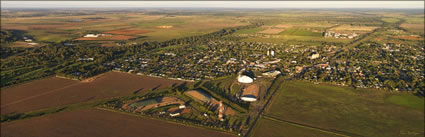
[132,88,144,94]
[176,82,188,91]
[151,85,162,91]
[83,96,96,102]
[1,106,67,123]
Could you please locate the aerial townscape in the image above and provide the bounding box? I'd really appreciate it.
[1,1,424,137]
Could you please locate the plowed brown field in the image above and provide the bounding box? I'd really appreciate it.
[1,72,185,115]
[1,109,236,137]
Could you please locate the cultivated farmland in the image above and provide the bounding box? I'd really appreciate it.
[104,29,152,35]
[1,108,236,137]
[400,24,425,33]
[75,35,137,41]
[250,118,341,137]
[258,28,285,34]
[1,72,185,115]
[0,12,247,44]
[254,80,424,137]
[330,25,377,32]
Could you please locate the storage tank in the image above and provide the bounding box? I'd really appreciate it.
[238,75,253,83]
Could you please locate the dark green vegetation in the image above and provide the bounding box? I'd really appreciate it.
[251,80,424,137]
[1,45,123,86]
[0,30,29,44]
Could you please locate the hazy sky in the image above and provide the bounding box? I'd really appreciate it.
[2,1,424,9]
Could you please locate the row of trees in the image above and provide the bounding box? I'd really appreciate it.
[0,30,29,46]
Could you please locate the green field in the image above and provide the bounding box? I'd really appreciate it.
[386,94,424,110]
[233,26,353,45]
[403,16,425,24]
[279,28,322,37]
[382,17,401,23]
[250,117,342,137]
[253,80,424,137]
[233,27,265,35]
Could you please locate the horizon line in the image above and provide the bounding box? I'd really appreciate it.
[2,1,424,9]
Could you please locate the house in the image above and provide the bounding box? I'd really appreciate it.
[311,53,320,59]
[262,70,281,77]
[164,53,176,56]
[27,43,38,46]
[265,59,281,64]
[79,58,95,61]
[84,34,99,38]
[295,66,304,73]
[170,113,180,117]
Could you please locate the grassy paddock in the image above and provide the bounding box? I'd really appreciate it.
[249,117,342,137]
[386,94,424,110]
[255,80,424,137]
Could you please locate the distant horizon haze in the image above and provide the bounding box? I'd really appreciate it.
[1,1,424,9]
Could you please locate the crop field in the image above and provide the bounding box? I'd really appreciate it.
[1,12,247,43]
[258,28,285,34]
[255,80,424,137]
[1,72,185,115]
[75,35,137,41]
[250,117,341,137]
[329,25,377,33]
[371,29,423,45]
[233,27,265,35]
[241,35,352,45]
[395,36,424,41]
[233,23,355,45]
[382,17,400,23]
[402,16,424,24]
[400,24,425,33]
[280,28,323,37]
[265,23,334,30]
[1,108,236,137]
[103,29,152,35]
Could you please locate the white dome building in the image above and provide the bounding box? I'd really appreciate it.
[238,75,253,84]
[241,96,257,102]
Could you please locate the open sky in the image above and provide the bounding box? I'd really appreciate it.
[2,1,424,9]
